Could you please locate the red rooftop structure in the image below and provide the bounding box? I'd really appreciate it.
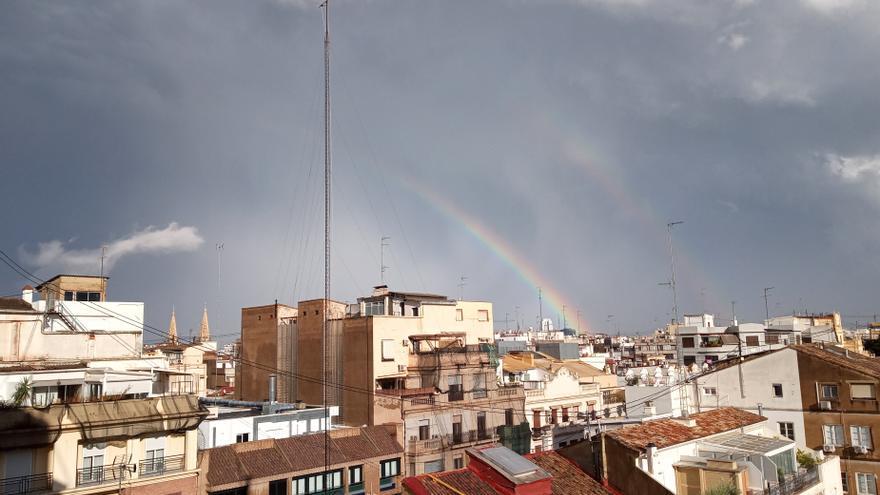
[402,445,614,495]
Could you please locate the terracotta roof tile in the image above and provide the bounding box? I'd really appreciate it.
[202,426,403,488]
[605,407,765,451]
[0,297,36,312]
[792,344,880,379]
[403,451,613,495]
[527,451,615,495]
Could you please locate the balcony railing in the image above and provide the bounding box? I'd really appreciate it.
[349,481,365,495]
[139,454,185,478]
[379,476,396,491]
[76,464,130,487]
[0,473,52,494]
[758,466,819,495]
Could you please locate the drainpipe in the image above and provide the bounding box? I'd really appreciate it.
[645,443,657,474]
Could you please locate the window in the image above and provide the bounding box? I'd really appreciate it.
[703,387,717,396]
[852,426,873,449]
[81,445,105,484]
[533,410,542,428]
[455,309,463,321]
[842,472,849,493]
[293,470,342,495]
[767,335,779,344]
[857,473,877,495]
[472,373,487,399]
[448,375,463,401]
[380,458,400,491]
[64,291,74,301]
[551,408,558,424]
[823,424,844,446]
[778,422,795,441]
[236,433,249,443]
[348,465,364,495]
[852,383,876,400]
[477,412,487,439]
[75,291,100,302]
[87,383,102,400]
[454,456,464,469]
[772,383,783,397]
[505,408,514,426]
[364,301,385,316]
[683,356,696,366]
[746,335,759,346]
[822,384,839,400]
[269,479,287,495]
[562,407,570,423]
[381,339,395,362]
[418,420,430,441]
[144,446,165,474]
[477,309,489,322]
[424,459,444,473]
[682,337,695,348]
[452,415,463,444]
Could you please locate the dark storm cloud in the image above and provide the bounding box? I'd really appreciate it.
[2,0,880,337]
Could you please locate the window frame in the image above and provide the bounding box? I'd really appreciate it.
[852,425,873,450]
[778,422,795,441]
[823,424,844,447]
[821,383,839,400]
[857,472,877,495]
[772,383,784,398]
[852,383,877,400]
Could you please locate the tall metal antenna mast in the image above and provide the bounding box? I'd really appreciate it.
[320,0,332,485]
[458,276,467,301]
[100,245,108,300]
[380,236,390,283]
[763,287,774,323]
[216,243,224,292]
[537,287,543,331]
[666,221,683,325]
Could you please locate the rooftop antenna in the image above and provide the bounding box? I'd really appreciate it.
[458,276,467,301]
[666,221,683,325]
[731,300,737,326]
[515,305,521,331]
[380,236,390,283]
[216,243,224,292]
[763,287,774,323]
[562,305,567,330]
[576,309,581,335]
[99,245,108,300]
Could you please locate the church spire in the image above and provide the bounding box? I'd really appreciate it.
[199,304,211,342]
[168,307,178,343]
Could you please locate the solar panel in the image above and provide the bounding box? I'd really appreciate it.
[481,447,539,477]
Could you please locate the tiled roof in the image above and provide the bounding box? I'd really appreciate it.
[202,426,403,488]
[605,407,765,451]
[0,297,36,312]
[791,344,880,379]
[403,451,613,495]
[526,451,615,495]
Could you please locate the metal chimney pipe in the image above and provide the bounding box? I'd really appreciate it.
[269,374,277,403]
[645,443,656,474]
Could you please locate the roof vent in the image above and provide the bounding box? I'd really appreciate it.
[673,417,697,427]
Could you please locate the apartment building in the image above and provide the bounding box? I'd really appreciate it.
[599,407,842,495]
[198,425,404,495]
[676,313,788,367]
[794,344,880,495]
[236,303,298,402]
[237,286,525,475]
[0,395,207,494]
[501,351,606,452]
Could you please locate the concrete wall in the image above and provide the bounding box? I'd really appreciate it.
[238,304,296,401]
[691,348,807,448]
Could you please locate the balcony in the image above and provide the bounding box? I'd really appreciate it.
[0,473,52,494]
[76,464,131,487]
[139,454,185,478]
[752,465,819,495]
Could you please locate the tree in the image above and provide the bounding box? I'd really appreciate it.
[11,377,32,407]
[705,482,739,495]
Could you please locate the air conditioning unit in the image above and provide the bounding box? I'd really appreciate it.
[854,445,869,455]
[819,400,832,410]
[402,340,409,346]
[823,444,836,453]
[398,364,407,372]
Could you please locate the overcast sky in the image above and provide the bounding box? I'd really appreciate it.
[3,0,880,340]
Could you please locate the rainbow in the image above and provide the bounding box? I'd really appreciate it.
[558,129,725,315]
[402,178,587,331]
